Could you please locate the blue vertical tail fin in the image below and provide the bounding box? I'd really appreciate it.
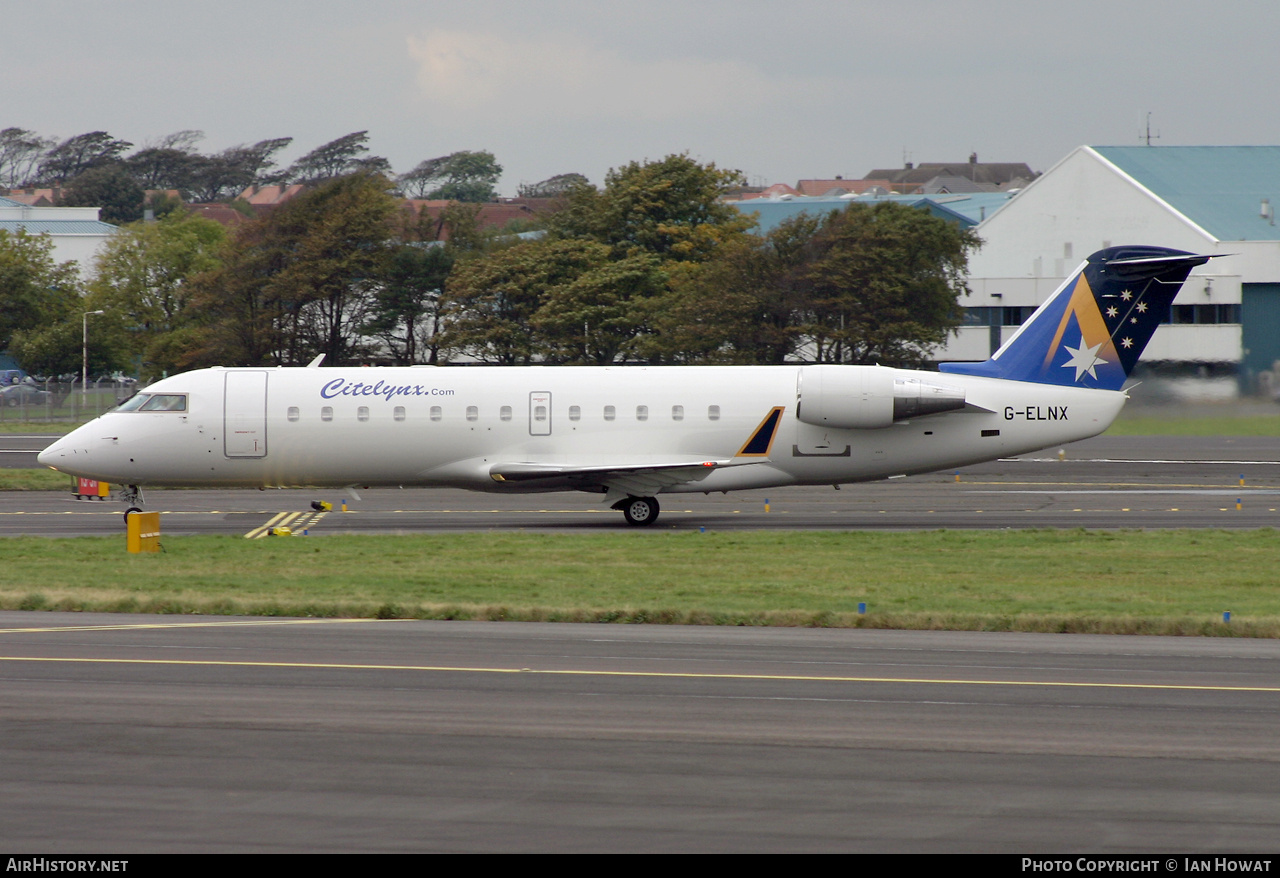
[940,246,1214,390]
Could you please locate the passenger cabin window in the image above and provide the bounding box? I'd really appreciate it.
[671,405,684,421]
[534,405,547,422]
[430,406,442,421]
[500,405,512,421]
[636,405,648,421]
[708,405,720,421]
[321,406,333,422]
[466,405,478,421]
[357,406,370,422]
[569,405,581,421]
[394,406,406,422]
[604,405,616,421]
[287,406,300,422]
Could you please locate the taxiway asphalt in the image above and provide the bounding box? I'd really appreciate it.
[3,613,1279,852]
[3,434,1278,535]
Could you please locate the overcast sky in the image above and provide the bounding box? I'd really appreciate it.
[9,0,1278,194]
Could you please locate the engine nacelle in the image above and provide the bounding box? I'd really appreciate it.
[796,365,966,430]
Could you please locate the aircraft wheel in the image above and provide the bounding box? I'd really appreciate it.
[123,506,142,523]
[622,496,660,527]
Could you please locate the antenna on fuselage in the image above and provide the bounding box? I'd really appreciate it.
[306,354,325,368]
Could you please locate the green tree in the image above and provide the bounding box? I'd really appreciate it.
[60,164,146,224]
[439,154,753,364]
[362,243,453,365]
[517,172,588,199]
[9,316,127,379]
[649,215,822,364]
[285,132,385,184]
[87,211,226,376]
[188,172,398,366]
[126,147,203,194]
[533,247,667,364]
[0,229,82,355]
[398,150,502,201]
[37,131,133,185]
[794,202,978,367]
[188,138,294,203]
[546,153,751,262]
[363,203,488,365]
[441,238,667,365]
[668,203,979,367]
[0,127,53,189]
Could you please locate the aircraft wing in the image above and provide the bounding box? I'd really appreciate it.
[489,406,786,499]
[489,458,755,498]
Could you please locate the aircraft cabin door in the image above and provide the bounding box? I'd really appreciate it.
[529,391,551,436]
[225,371,268,458]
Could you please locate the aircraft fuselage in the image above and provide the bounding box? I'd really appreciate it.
[40,363,1123,494]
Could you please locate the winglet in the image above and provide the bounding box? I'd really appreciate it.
[736,407,785,457]
[940,246,1215,390]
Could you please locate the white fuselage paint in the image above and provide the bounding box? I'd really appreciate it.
[39,364,1125,495]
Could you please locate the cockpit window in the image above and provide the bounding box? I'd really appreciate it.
[115,393,187,412]
[139,394,187,412]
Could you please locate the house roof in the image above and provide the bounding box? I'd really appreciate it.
[186,204,250,228]
[1089,145,1280,241]
[237,184,307,206]
[731,193,998,234]
[734,183,802,201]
[402,200,540,242]
[0,220,118,235]
[795,178,890,197]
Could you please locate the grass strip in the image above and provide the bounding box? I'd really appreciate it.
[1106,414,1278,436]
[3,529,1277,636]
[0,470,75,491]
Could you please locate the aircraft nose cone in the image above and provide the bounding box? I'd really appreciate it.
[37,431,93,475]
[36,437,65,468]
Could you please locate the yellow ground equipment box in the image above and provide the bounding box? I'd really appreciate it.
[126,511,161,553]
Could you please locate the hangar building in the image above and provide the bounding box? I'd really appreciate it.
[952,145,1280,395]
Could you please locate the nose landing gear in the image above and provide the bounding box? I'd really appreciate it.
[120,484,145,523]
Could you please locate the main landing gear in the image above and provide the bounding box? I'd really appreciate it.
[120,484,145,523]
[614,495,660,527]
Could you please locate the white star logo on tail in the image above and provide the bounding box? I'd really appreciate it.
[1061,340,1108,381]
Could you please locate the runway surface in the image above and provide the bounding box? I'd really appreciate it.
[4,433,1280,852]
[3,612,1279,852]
[4,434,1278,534]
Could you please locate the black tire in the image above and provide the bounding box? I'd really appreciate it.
[622,496,660,527]
[123,506,143,524]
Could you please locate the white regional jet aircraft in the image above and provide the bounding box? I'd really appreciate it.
[40,246,1211,526]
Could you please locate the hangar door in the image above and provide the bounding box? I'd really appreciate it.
[225,371,268,458]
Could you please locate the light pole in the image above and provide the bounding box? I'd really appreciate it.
[82,310,105,408]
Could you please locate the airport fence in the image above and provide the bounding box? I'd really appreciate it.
[0,381,140,426]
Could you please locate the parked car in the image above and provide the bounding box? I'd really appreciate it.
[0,384,52,407]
